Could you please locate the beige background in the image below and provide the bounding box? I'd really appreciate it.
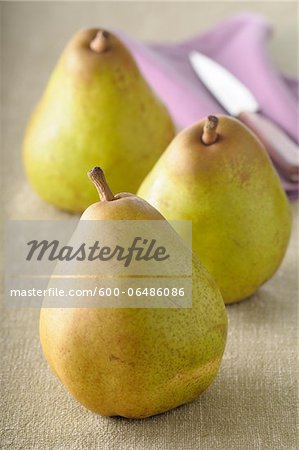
[1,2,298,449]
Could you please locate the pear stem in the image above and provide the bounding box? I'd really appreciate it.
[88,167,115,201]
[90,30,110,53]
[202,115,219,145]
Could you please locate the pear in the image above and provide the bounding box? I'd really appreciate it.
[138,115,292,304]
[40,167,227,419]
[23,29,175,213]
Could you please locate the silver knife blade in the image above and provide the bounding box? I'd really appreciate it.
[189,51,259,116]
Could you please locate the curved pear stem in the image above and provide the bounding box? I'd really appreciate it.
[90,30,110,53]
[88,167,115,201]
[202,115,219,145]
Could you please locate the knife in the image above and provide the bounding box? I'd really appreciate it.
[189,51,298,183]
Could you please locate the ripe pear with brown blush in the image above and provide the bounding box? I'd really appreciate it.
[23,29,175,213]
[138,115,292,304]
[39,167,227,419]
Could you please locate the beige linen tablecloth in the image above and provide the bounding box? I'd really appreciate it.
[1,2,298,449]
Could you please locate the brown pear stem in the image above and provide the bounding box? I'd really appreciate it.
[90,30,110,53]
[88,167,115,201]
[202,115,219,145]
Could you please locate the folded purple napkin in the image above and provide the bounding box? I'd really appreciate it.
[118,13,298,199]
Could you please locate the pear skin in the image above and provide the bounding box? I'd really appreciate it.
[40,167,227,418]
[23,29,175,212]
[138,115,292,304]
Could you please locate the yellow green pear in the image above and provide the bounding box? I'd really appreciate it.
[23,29,175,213]
[40,167,227,419]
[138,115,292,304]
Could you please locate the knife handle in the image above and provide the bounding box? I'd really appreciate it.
[238,111,299,183]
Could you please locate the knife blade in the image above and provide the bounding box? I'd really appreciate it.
[189,51,299,183]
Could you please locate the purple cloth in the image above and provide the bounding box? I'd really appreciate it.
[118,13,298,199]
